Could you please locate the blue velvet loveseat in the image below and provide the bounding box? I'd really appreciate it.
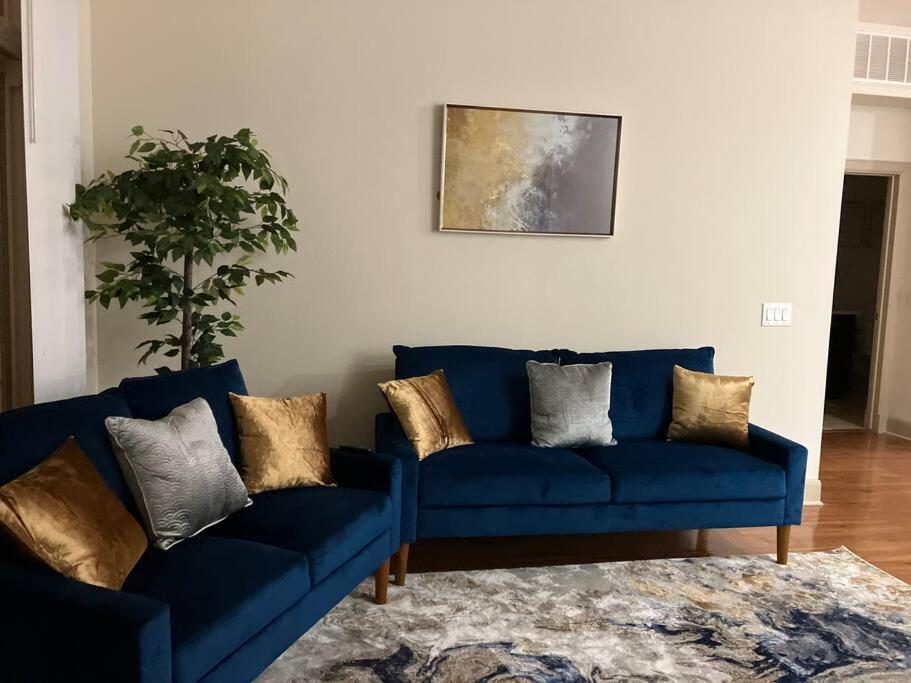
[0,360,402,683]
[376,345,809,582]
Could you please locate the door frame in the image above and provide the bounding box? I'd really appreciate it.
[844,161,904,432]
[0,0,31,409]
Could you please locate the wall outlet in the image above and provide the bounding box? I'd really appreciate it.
[762,303,792,327]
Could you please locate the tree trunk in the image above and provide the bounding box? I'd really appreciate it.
[180,251,193,370]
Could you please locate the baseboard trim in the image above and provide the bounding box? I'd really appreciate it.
[886,417,911,441]
[803,478,823,506]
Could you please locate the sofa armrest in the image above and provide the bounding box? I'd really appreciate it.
[0,559,171,682]
[374,412,419,544]
[331,447,403,553]
[748,424,808,525]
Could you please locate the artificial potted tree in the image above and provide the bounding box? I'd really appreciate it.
[69,127,297,372]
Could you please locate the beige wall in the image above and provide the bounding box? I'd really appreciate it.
[880,164,911,439]
[881,165,911,438]
[859,0,911,27]
[89,0,858,501]
[849,101,911,162]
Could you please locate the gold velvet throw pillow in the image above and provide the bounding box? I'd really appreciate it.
[378,370,473,459]
[0,438,147,590]
[667,365,755,449]
[229,393,334,494]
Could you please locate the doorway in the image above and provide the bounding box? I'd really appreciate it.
[823,173,891,432]
[0,0,31,410]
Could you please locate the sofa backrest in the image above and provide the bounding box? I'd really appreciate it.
[0,389,134,507]
[119,359,249,465]
[393,345,559,442]
[558,347,715,440]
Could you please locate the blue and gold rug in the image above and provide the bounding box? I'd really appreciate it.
[259,548,911,681]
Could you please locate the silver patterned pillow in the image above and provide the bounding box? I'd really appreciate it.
[105,398,251,550]
[527,361,616,448]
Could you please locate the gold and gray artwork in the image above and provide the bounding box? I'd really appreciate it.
[440,105,621,236]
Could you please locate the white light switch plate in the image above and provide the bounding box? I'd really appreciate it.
[762,303,792,326]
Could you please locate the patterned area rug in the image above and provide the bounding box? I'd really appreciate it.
[258,548,911,681]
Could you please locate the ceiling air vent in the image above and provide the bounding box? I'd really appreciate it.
[855,30,911,84]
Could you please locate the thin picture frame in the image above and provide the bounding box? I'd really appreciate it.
[438,103,622,237]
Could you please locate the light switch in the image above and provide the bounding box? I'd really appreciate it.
[762,303,792,327]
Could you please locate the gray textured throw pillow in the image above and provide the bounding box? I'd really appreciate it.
[527,360,616,448]
[105,398,251,550]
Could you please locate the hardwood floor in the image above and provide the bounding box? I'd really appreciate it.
[409,431,911,583]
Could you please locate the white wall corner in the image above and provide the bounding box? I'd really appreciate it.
[22,0,88,402]
[79,0,98,393]
[804,478,823,506]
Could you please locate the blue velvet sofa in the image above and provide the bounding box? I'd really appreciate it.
[0,360,402,683]
[375,345,809,581]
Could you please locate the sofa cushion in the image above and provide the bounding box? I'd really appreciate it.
[394,345,558,442]
[578,440,786,504]
[120,359,248,465]
[123,535,309,683]
[0,389,133,507]
[379,370,473,459]
[528,360,615,448]
[558,347,715,440]
[209,487,392,585]
[229,392,333,493]
[0,438,147,590]
[419,443,612,507]
[106,399,252,551]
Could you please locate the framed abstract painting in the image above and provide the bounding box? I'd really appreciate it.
[438,104,621,236]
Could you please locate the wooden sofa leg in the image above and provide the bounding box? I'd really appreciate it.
[777,525,791,565]
[696,529,709,554]
[393,542,410,586]
[374,559,389,604]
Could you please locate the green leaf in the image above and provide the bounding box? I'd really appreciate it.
[96,269,119,284]
[131,125,145,136]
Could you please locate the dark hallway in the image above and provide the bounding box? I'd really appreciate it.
[824,174,889,431]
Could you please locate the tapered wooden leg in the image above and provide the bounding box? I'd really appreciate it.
[393,542,410,586]
[777,525,791,565]
[374,559,389,604]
